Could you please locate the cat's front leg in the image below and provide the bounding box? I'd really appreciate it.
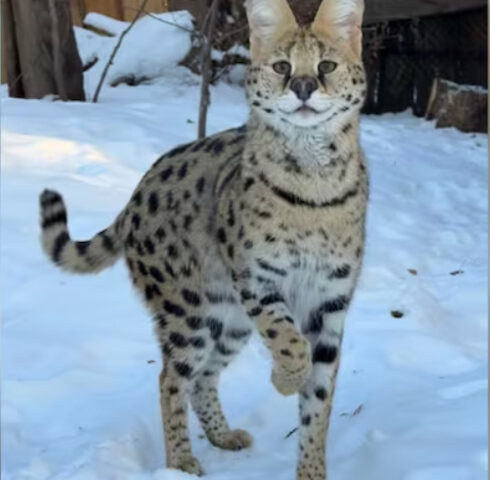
[236,281,311,395]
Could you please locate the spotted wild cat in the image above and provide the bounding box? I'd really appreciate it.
[39,0,368,478]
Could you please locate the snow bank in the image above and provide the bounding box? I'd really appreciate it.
[84,12,128,36]
[75,11,194,99]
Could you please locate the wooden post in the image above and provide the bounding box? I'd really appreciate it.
[425,78,487,133]
[3,0,85,100]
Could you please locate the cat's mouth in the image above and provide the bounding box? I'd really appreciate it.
[279,104,320,116]
[295,105,319,115]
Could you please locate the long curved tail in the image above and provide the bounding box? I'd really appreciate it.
[39,189,124,274]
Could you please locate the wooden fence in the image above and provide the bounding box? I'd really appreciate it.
[70,0,168,25]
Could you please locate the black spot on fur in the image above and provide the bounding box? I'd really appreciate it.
[163,300,186,317]
[182,288,201,306]
[226,329,251,340]
[144,237,155,255]
[330,264,351,279]
[206,317,223,340]
[190,336,206,348]
[149,266,164,283]
[76,241,90,255]
[315,387,327,401]
[260,293,285,306]
[342,123,353,134]
[145,285,154,300]
[177,162,188,180]
[227,201,235,227]
[148,192,159,214]
[264,234,276,243]
[169,332,188,348]
[186,316,203,330]
[243,177,255,191]
[240,289,255,301]
[160,166,173,182]
[313,344,338,363]
[301,415,311,426]
[216,342,234,355]
[132,190,142,206]
[196,176,205,194]
[248,307,263,317]
[164,261,176,279]
[137,260,148,276]
[167,244,179,259]
[174,361,192,378]
[266,329,278,339]
[217,228,227,244]
[156,314,167,329]
[100,232,116,253]
[155,228,166,242]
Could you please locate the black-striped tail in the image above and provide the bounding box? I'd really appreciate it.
[39,189,123,274]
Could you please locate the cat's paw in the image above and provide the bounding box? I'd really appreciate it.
[169,455,204,476]
[209,429,253,450]
[271,334,311,395]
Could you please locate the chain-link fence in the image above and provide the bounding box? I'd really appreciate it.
[362,7,487,115]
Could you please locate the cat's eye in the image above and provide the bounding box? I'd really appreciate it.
[318,60,337,75]
[273,61,292,75]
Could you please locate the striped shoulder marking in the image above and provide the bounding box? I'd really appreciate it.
[258,173,360,208]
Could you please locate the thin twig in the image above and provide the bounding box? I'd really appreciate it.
[216,24,248,43]
[92,0,150,103]
[284,427,298,439]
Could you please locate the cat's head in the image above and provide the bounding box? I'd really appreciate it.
[245,0,366,129]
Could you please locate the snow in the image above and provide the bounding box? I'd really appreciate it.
[83,12,129,36]
[75,11,194,99]
[1,24,488,480]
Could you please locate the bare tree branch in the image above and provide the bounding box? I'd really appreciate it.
[198,0,220,139]
[92,0,150,103]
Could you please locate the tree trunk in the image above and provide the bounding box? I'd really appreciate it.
[3,0,85,100]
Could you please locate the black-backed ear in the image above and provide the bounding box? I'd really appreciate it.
[311,0,364,58]
[246,0,298,59]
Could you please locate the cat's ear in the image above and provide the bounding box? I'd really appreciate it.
[312,0,364,58]
[246,0,297,58]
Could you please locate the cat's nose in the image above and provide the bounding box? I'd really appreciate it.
[290,76,318,102]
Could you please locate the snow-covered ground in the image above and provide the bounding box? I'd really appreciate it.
[1,14,488,480]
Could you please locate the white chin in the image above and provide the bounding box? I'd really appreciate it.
[283,111,323,127]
